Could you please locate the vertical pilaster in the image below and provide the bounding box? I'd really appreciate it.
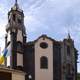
[10,30,17,69]
[4,34,8,66]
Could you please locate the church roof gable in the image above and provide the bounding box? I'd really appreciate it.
[34,34,55,43]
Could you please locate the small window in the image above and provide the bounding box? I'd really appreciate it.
[18,18,22,24]
[40,42,48,49]
[40,56,48,69]
[13,14,16,21]
[67,45,70,55]
[17,42,22,50]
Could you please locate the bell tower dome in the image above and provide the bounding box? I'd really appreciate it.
[5,0,26,70]
[6,0,26,34]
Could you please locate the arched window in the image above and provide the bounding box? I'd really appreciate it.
[13,14,16,21]
[67,45,70,55]
[17,41,23,51]
[40,56,48,69]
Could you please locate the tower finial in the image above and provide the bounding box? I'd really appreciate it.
[68,32,71,39]
[15,0,17,4]
[67,29,71,39]
[15,0,18,10]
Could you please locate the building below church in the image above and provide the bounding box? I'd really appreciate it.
[0,0,78,80]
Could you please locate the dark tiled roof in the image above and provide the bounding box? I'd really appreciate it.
[25,34,62,47]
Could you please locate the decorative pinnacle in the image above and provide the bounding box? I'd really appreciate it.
[67,29,71,39]
[15,0,17,5]
[68,33,71,39]
[11,0,23,12]
[15,0,18,9]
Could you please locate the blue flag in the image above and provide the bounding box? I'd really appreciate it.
[3,48,8,57]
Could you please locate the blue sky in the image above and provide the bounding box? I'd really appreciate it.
[0,0,80,72]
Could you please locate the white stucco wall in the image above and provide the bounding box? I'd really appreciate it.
[7,31,11,43]
[12,72,25,80]
[7,56,10,66]
[17,30,23,42]
[17,53,23,66]
[35,37,53,80]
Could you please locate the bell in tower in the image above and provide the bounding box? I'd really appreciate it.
[5,0,26,70]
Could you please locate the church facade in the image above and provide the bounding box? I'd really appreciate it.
[24,35,78,80]
[3,1,78,80]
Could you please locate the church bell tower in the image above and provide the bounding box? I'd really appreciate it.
[5,0,26,70]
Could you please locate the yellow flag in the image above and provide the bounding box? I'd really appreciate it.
[0,56,5,64]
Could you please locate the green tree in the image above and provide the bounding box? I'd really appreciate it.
[77,73,80,80]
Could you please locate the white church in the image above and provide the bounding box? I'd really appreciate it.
[0,0,78,80]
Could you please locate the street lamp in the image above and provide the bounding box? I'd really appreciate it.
[28,74,32,80]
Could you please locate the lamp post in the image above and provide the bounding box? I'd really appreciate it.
[28,74,32,80]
